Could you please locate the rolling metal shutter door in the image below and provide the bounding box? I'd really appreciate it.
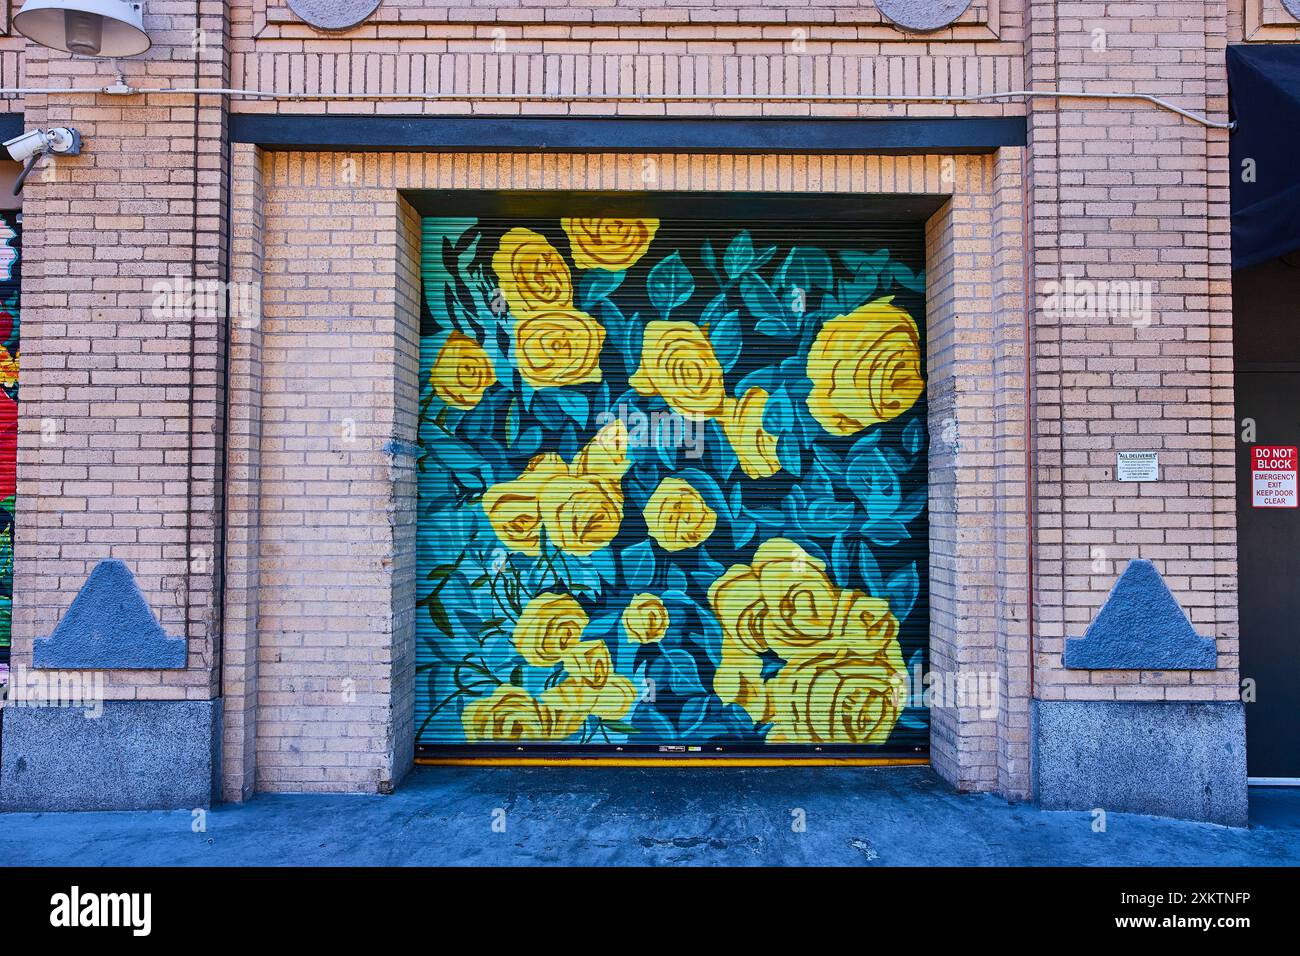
[0,212,19,661]
[415,208,928,755]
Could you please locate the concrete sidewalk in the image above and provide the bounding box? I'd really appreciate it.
[1,766,1296,866]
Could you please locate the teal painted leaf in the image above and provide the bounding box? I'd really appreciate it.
[897,709,929,730]
[723,231,756,279]
[677,695,710,735]
[548,389,589,428]
[811,444,844,481]
[706,420,739,482]
[776,246,834,292]
[665,648,706,696]
[578,268,626,309]
[731,516,757,550]
[647,252,695,317]
[837,274,881,314]
[633,701,679,738]
[777,433,803,476]
[702,293,742,372]
[831,534,853,590]
[785,485,855,538]
[621,540,656,591]
[803,456,837,499]
[839,249,889,276]
[430,438,491,484]
[865,519,910,547]
[585,614,619,637]
[515,426,542,458]
[735,364,782,397]
[885,563,920,623]
[763,386,795,435]
[589,547,618,584]
[895,488,927,524]
[665,564,690,594]
[697,613,724,667]
[740,274,793,337]
[660,587,696,608]
[529,392,565,430]
[859,545,884,595]
[602,301,643,371]
[902,417,926,456]
[849,430,883,457]
[698,549,726,575]
[656,435,678,470]
[890,260,927,292]
[700,239,722,285]
[847,447,901,519]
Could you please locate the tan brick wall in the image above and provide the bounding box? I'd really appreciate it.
[222,141,266,800]
[232,150,1028,795]
[0,1,1244,801]
[1026,2,1239,704]
[9,3,230,703]
[227,0,1026,118]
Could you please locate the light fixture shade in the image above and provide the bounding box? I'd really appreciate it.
[14,0,150,58]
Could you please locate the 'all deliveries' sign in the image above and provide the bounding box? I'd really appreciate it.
[1251,446,1298,509]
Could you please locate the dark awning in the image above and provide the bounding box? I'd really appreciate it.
[1228,44,1300,270]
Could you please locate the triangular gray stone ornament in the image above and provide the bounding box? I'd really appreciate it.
[32,559,186,669]
[1064,559,1216,670]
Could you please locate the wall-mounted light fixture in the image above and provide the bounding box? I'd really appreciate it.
[13,0,151,58]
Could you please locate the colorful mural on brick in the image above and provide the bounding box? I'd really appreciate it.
[0,213,19,657]
[415,216,929,750]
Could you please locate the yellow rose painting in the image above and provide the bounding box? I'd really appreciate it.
[428,331,496,409]
[539,472,625,556]
[511,592,589,667]
[707,538,908,740]
[644,477,717,552]
[561,218,659,271]
[765,650,906,745]
[482,421,629,557]
[720,387,781,479]
[418,217,928,751]
[514,308,606,389]
[492,227,575,315]
[622,593,669,644]
[550,640,639,720]
[480,453,570,557]
[629,321,728,420]
[806,297,924,436]
[461,685,587,742]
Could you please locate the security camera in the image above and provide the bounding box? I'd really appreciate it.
[4,127,81,194]
[5,127,80,163]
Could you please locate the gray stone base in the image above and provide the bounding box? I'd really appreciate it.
[1033,700,1247,827]
[0,699,222,811]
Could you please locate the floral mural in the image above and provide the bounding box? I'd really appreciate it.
[0,213,19,660]
[416,214,929,750]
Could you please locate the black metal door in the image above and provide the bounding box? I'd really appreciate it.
[1236,370,1300,778]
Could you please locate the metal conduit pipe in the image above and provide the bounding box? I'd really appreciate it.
[0,85,1235,129]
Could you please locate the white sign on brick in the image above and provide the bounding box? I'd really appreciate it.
[1116,451,1159,482]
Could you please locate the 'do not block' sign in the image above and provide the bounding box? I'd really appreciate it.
[1251,445,1297,509]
